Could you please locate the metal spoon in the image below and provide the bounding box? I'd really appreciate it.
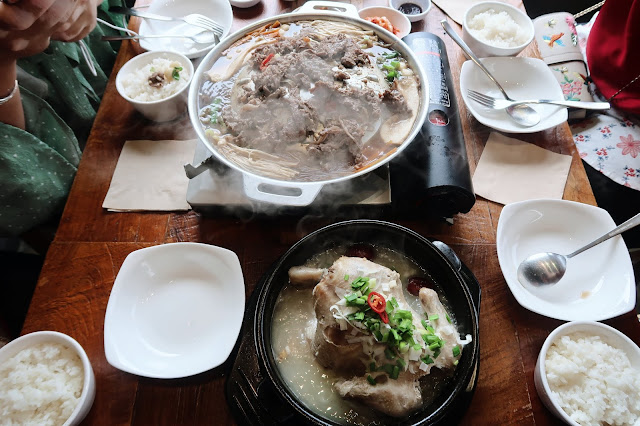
[440,20,541,127]
[517,212,640,287]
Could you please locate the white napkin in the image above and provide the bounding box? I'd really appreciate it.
[103,139,197,211]
[472,132,572,205]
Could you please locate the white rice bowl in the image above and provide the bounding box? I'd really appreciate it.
[544,331,640,426]
[120,57,190,102]
[0,342,84,425]
[467,9,528,48]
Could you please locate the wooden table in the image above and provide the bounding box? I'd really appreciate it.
[21,1,639,425]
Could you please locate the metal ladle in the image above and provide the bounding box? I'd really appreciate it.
[517,212,640,287]
[441,20,541,127]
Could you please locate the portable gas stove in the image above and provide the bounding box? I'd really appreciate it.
[185,32,475,219]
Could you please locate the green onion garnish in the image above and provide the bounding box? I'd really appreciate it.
[369,362,377,372]
[390,60,400,69]
[422,355,434,364]
[367,375,377,385]
[172,66,183,80]
[429,314,439,321]
[344,274,349,281]
[390,365,400,380]
[452,345,461,357]
[446,313,452,323]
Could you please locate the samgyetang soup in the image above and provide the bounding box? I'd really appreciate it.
[197,19,422,181]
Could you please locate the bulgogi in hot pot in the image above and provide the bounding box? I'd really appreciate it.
[198,20,421,181]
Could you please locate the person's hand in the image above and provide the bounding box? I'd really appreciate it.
[0,0,100,59]
[52,0,102,43]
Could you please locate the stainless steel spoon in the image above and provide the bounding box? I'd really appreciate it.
[517,212,640,287]
[440,20,541,127]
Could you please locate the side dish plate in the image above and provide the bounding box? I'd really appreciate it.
[497,199,635,321]
[104,243,245,379]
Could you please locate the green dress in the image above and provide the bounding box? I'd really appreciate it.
[0,0,126,236]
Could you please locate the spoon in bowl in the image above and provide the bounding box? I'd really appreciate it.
[517,212,640,287]
[440,20,541,127]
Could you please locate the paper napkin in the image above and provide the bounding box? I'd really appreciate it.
[432,0,484,25]
[103,139,197,211]
[472,132,572,205]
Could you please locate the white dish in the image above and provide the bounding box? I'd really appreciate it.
[497,199,635,321]
[534,321,640,425]
[0,331,96,426]
[462,1,534,57]
[104,243,245,379]
[138,0,233,59]
[358,6,412,39]
[388,0,431,23]
[230,0,261,8]
[116,50,193,122]
[460,57,568,133]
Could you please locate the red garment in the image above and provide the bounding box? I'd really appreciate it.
[586,0,640,114]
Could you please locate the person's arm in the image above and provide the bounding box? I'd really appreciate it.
[0,0,100,130]
[0,60,24,129]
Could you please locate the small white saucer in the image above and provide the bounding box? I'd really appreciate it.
[138,0,233,59]
[497,199,635,321]
[104,243,245,379]
[460,57,568,133]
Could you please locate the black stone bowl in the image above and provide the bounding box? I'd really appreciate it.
[227,219,480,425]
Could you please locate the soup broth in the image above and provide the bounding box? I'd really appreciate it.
[198,20,421,182]
[271,246,459,424]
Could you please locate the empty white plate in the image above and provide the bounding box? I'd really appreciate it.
[138,0,233,59]
[497,199,635,321]
[104,243,245,378]
[460,57,568,133]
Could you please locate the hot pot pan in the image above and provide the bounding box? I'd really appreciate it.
[187,2,429,206]
[226,220,481,425]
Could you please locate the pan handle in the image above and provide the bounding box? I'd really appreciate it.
[293,1,359,18]
[242,174,322,206]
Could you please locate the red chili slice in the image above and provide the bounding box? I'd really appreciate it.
[260,53,275,70]
[379,311,389,324]
[367,292,386,314]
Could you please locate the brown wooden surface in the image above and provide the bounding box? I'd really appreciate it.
[20,1,639,425]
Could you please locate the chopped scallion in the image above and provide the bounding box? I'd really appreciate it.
[367,375,377,385]
[429,314,439,321]
[452,345,461,357]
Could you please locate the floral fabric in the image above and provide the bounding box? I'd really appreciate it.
[568,12,640,191]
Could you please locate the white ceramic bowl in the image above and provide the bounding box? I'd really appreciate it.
[138,0,233,59]
[359,6,412,39]
[388,0,431,22]
[459,57,567,133]
[497,199,636,321]
[534,321,640,425]
[230,0,261,7]
[116,50,194,122]
[0,331,96,426]
[104,242,245,379]
[462,1,534,57]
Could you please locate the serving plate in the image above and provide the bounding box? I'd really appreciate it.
[497,199,635,321]
[138,0,233,59]
[104,243,245,379]
[460,57,567,133]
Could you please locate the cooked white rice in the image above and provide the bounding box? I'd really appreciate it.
[467,9,528,48]
[545,332,640,426]
[121,57,190,102]
[0,342,84,426]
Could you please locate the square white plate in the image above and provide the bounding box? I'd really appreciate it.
[104,243,245,379]
[497,199,636,321]
[460,57,568,133]
[138,0,233,59]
